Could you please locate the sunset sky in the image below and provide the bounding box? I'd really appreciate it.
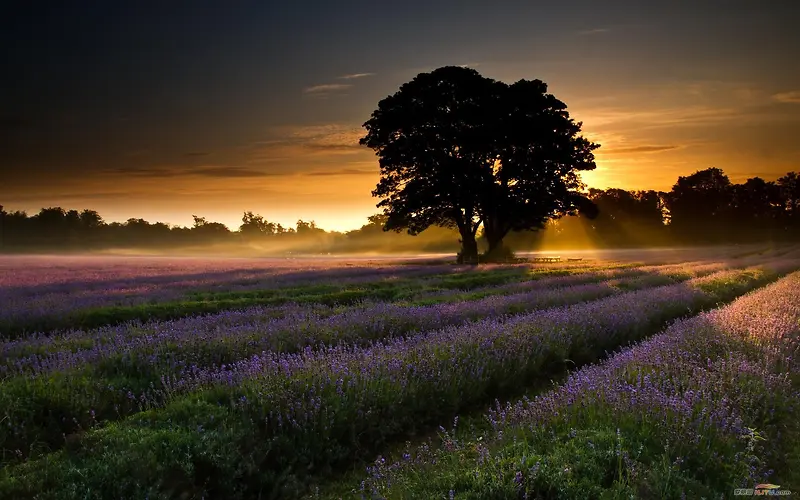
[2,1,798,232]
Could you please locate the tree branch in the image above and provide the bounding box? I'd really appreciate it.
[470,217,482,236]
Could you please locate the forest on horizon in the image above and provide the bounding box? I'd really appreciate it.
[2,167,799,255]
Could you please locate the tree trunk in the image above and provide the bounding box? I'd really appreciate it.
[458,231,479,265]
[483,231,511,262]
[483,216,511,262]
[486,235,505,259]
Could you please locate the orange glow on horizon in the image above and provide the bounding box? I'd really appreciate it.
[5,76,798,233]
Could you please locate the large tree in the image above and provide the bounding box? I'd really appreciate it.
[360,66,599,263]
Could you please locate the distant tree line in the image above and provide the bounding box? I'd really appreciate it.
[0,207,336,251]
[1,168,798,254]
[502,168,800,249]
[0,205,462,254]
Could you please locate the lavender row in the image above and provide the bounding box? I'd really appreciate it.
[0,259,634,338]
[490,270,800,432]
[407,260,728,302]
[0,254,462,291]
[0,261,491,334]
[360,272,800,498]
[0,274,629,467]
[0,261,724,378]
[1,265,789,497]
[0,243,787,294]
[159,257,797,395]
[0,264,784,474]
[0,263,714,433]
[0,260,643,361]
[4,250,766,340]
[160,265,789,396]
[405,248,797,304]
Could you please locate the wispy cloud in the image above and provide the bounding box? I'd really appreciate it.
[5,191,139,203]
[338,73,375,80]
[274,124,363,149]
[248,124,367,164]
[604,144,679,154]
[578,28,609,36]
[304,83,352,94]
[193,166,275,178]
[304,73,373,95]
[680,80,764,102]
[306,168,375,177]
[579,105,742,129]
[109,161,376,182]
[773,91,800,104]
[113,166,275,178]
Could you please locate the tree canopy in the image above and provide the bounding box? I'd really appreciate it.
[360,66,599,263]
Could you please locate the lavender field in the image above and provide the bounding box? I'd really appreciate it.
[1,247,799,499]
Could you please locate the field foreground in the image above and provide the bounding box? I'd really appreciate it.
[1,245,799,499]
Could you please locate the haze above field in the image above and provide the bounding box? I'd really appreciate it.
[2,1,799,231]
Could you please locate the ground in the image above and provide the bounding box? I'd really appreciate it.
[0,244,798,499]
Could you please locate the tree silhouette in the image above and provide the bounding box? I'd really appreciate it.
[79,209,104,229]
[777,172,800,221]
[295,220,321,234]
[665,168,733,242]
[360,66,599,263]
[729,177,781,240]
[359,214,390,235]
[240,212,276,237]
[191,215,230,241]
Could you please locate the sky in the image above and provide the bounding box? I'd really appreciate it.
[2,0,799,232]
